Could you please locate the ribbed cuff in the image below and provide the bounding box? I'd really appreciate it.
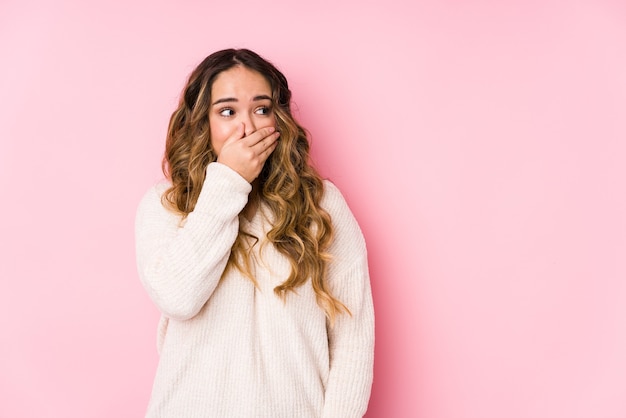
[193,162,252,216]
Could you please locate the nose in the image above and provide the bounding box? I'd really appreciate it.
[242,113,256,137]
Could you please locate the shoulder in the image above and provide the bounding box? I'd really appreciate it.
[320,180,350,216]
[137,181,171,211]
[135,180,177,224]
[321,180,366,255]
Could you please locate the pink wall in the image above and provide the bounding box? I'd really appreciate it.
[1,0,625,416]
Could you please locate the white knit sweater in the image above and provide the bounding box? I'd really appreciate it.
[135,163,374,418]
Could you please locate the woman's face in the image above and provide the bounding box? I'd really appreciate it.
[209,65,277,156]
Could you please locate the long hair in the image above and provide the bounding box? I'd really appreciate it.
[161,49,348,323]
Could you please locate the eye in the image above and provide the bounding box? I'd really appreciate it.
[255,106,272,116]
[219,108,235,117]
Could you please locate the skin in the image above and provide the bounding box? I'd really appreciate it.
[209,65,281,185]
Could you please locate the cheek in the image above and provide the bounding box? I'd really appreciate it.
[270,114,279,130]
[209,121,231,156]
[257,116,277,130]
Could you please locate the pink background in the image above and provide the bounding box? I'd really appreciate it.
[1,0,625,417]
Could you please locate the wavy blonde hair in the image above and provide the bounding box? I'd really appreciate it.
[161,49,348,323]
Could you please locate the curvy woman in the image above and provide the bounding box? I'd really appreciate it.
[135,48,374,417]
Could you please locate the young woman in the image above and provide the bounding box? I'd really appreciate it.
[135,48,374,417]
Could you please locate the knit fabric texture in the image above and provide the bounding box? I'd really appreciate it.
[135,162,374,418]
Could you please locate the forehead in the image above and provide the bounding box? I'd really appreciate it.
[211,66,272,98]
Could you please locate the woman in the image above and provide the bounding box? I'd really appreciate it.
[135,48,374,417]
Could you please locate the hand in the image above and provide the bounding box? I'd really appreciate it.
[217,123,280,183]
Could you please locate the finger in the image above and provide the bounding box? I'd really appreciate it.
[241,126,277,147]
[258,137,279,160]
[254,131,280,155]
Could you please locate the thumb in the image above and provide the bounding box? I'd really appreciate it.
[223,123,245,146]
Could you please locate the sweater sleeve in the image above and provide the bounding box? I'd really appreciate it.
[135,163,252,321]
[320,182,375,418]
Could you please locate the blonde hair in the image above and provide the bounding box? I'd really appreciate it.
[161,49,348,323]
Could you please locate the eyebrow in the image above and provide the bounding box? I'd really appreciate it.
[212,95,272,106]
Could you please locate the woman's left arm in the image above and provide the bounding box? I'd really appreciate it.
[320,183,375,418]
[323,256,375,418]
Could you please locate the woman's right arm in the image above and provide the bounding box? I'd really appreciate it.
[135,163,251,320]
